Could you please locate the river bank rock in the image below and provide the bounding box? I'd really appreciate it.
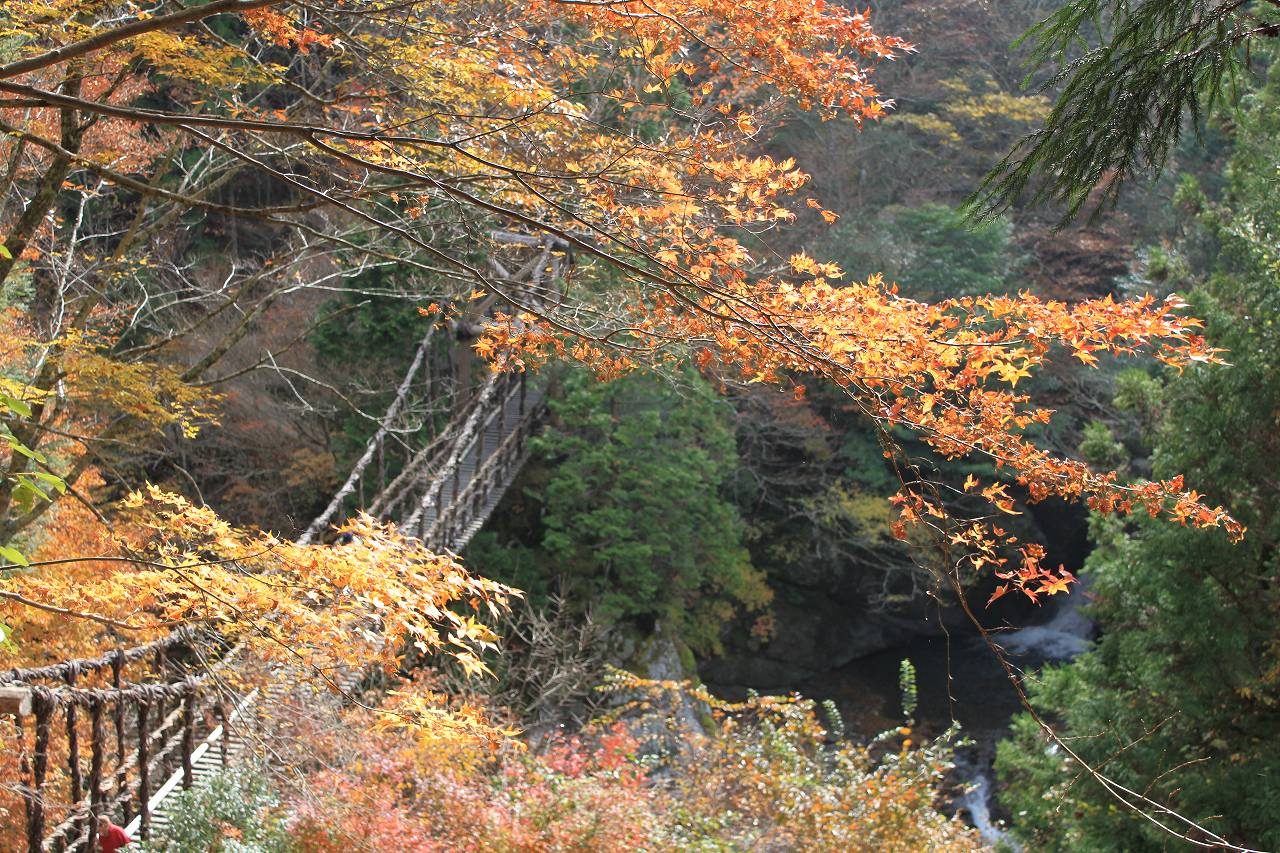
[606,626,712,760]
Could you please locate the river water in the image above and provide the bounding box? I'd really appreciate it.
[796,588,1092,847]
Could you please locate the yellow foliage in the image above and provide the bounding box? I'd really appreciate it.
[128,31,268,86]
[821,483,900,543]
[0,489,516,684]
[945,93,1052,125]
[885,112,963,144]
[0,311,216,440]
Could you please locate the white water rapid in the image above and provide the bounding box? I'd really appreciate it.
[959,582,1093,849]
[998,581,1092,660]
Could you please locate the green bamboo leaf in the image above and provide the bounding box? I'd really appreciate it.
[0,394,31,418]
[29,470,66,494]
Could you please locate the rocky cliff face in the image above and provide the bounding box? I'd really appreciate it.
[699,591,932,688]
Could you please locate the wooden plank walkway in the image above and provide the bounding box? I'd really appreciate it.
[131,372,545,840]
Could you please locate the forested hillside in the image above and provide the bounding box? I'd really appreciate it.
[0,0,1274,850]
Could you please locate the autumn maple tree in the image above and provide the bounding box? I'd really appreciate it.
[0,0,1243,687]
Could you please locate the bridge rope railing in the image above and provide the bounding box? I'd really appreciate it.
[414,374,545,552]
[1,629,245,852]
[1,373,546,851]
[296,324,439,546]
[3,235,564,849]
[399,369,545,549]
[120,685,258,841]
[368,369,503,525]
[2,632,191,686]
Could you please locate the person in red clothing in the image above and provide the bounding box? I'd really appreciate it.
[96,815,131,852]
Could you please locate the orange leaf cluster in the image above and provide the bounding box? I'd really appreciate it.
[533,0,911,119]
[483,275,1241,600]
[241,9,335,53]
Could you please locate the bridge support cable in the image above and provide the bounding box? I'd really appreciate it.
[298,325,437,546]
[409,372,545,552]
[400,370,507,534]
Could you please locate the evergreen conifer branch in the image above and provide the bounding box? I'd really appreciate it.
[968,0,1280,223]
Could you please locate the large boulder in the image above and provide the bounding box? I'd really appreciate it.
[699,588,927,689]
[606,626,712,761]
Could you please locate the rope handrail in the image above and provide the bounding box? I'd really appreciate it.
[40,698,189,851]
[423,389,546,551]
[121,687,258,840]
[34,676,201,709]
[366,375,498,519]
[393,370,513,528]
[402,371,536,536]
[4,342,549,853]
[2,630,194,686]
[3,631,257,851]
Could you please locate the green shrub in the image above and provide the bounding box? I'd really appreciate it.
[137,765,294,853]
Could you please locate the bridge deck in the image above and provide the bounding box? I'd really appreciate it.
[3,370,546,851]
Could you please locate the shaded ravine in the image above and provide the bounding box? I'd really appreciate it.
[795,588,1092,847]
[698,499,1095,844]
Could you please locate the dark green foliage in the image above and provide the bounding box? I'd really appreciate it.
[838,425,899,494]
[817,203,1017,299]
[970,0,1279,222]
[310,269,426,367]
[305,267,457,521]
[996,57,1280,851]
[471,368,768,653]
[1111,367,1165,444]
[1077,421,1126,471]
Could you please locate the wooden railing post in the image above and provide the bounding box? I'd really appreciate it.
[14,714,30,847]
[113,648,130,823]
[27,689,52,853]
[86,699,105,852]
[215,702,229,767]
[65,665,81,805]
[137,699,151,840]
[182,686,195,789]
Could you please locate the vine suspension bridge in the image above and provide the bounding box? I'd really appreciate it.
[0,234,562,852]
